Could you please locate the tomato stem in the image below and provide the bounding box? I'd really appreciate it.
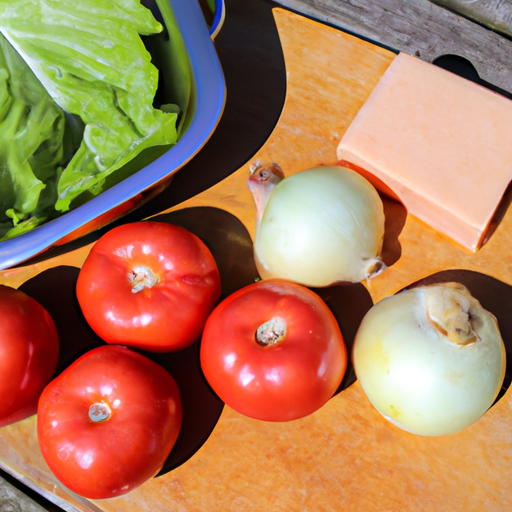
[129,265,159,293]
[255,316,287,346]
[89,402,111,423]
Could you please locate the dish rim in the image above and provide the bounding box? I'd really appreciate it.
[0,0,226,270]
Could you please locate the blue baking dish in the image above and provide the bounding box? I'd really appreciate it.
[0,0,226,270]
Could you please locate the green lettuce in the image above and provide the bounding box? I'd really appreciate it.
[0,0,178,239]
[0,33,77,240]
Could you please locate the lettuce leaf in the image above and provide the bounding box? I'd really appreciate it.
[0,0,178,219]
[0,33,76,241]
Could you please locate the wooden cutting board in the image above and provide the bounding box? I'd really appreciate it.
[1,8,512,512]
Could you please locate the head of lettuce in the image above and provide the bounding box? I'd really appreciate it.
[0,0,179,241]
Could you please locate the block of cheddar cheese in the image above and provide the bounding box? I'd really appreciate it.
[336,52,512,251]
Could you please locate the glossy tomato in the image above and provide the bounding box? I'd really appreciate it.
[76,221,221,352]
[200,279,347,421]
[0,285,59,427]
[37,345,182,499]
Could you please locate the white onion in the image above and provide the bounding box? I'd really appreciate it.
[247,163,386,286]
[353,282,506,436]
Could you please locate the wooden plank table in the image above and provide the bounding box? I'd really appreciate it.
[273,0,512,95]
[1,3,512,512]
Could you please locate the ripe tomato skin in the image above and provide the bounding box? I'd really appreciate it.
[200,279,347,422]
[76,221,221,352]
[37,345,182,499]
[0,285,59,427]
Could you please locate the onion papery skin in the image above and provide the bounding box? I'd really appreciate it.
[253,166,386,287]
[353,282,506,437]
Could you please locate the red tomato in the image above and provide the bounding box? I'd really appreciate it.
[37,345,182,499]
[76,221,221,352]
[0,285,59,427]
[200,279,347,421]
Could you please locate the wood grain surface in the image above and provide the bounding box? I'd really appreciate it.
[1,7,512,512]
[430,0,512,37]
[272,0,512,95]
[0,474,49,512]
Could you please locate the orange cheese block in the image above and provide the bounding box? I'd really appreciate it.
[336,52,512,252]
